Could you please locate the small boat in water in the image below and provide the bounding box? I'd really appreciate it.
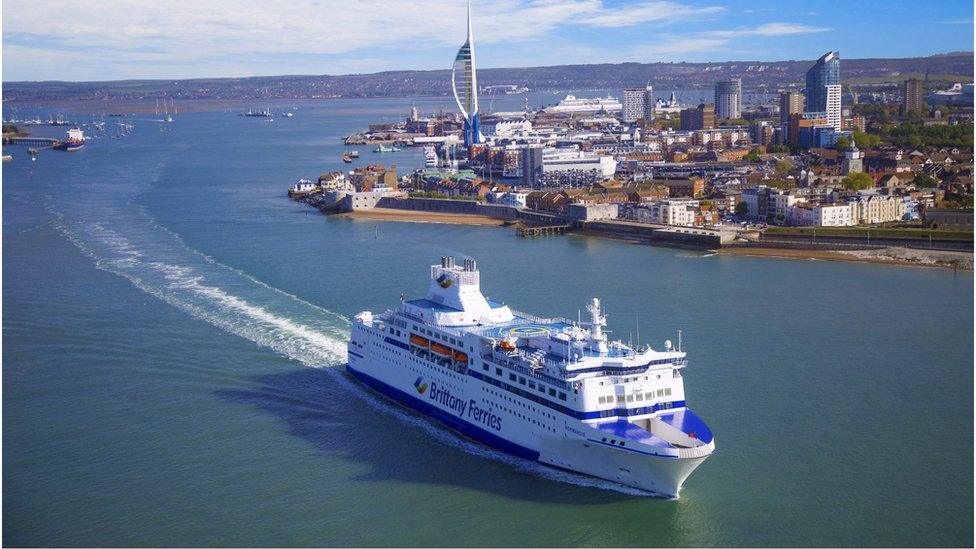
[373,144,401,153]
[341,153,353,163]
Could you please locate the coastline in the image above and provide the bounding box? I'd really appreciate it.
[717,246,973,270]
[337,207,510,226]
[327,207,973,270]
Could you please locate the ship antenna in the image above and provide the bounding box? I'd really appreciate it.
[677,329,682,352]
[636,312,640,351]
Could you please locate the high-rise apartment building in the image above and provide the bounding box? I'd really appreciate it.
[902,78,923,113]
[622,86,654,123]
[779,91,804,144]
[715,79,742,120]
[806,51,841,131]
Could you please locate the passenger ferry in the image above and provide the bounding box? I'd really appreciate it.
[348,257,714,497]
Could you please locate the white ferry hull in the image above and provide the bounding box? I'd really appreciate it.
[348,347,707,497]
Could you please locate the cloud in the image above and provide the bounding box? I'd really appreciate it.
[2,1,819,80]
[702,22,831,39]
[629,22,831,61]
[582,1,724,27]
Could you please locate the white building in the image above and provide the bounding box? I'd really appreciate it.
[482,119,532,137]
[542,149,617,179]
[635,199,699,226]
[622,86,654,123]
[825,84,842,131]
[500,191,529,207]
[789,202,853,227]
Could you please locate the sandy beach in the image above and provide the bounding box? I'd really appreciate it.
[337,208,510,226]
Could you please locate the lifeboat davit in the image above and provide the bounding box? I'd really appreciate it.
[430,342,453,356]
[409,334,429,347]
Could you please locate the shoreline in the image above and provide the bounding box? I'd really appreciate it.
[336,208,510,226]
[717,246,973,270]
[327,206,973,271]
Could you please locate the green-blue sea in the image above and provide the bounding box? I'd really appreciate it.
[3,94,973,547]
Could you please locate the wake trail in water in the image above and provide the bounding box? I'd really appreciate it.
[46,189,654,497]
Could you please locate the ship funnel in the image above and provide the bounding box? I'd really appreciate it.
[441,256,448,268]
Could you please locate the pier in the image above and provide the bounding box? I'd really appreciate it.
[3,137,59,147]
[517,224,571,237]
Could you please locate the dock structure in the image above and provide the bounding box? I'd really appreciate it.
[2,137,59,147]
[517,224,571,237]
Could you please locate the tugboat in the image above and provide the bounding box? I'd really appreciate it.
[53,128,85,151]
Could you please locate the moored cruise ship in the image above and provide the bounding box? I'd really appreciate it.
[348,257,714,496]
[546,94,622,113]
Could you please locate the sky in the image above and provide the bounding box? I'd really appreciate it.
[2,0,973,82]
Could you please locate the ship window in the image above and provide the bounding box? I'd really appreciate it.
[657,389,664,397]
[626,394,634,402]
[496,368,502,376]
[538,386,545,393]
[548,388,556,397]
[518,376,526,385]
[636,394,643,401]
[558,392,567,401]
[509,373,516,382]
[616,396,625,403]
[528,381,536,389]
[665,388,672,396]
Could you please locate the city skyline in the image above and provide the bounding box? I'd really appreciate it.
[2,0,973,82]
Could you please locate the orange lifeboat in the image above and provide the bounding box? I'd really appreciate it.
[453,350,468,363]
[430,342,453,356]
[409,334,430,347]
[498,339,516,351]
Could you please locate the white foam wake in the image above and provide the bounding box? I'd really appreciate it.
[49,199,654,497]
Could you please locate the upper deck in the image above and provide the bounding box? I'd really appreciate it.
[384,258,687,386]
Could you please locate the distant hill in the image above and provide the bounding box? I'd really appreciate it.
[4,52,972,102]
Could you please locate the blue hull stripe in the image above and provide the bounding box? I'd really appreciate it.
[346,365,541,461]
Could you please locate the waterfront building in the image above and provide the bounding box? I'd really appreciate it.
[902,78,924,113]
[622,86,654,123]
[452,0,482,146]
[806,52,842,130]
[636,198,699,226]
[849,194,907,225]
[789,201,853,227]
[680,103,715,131]
[714,79,742,120]
[779,91,804,144]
